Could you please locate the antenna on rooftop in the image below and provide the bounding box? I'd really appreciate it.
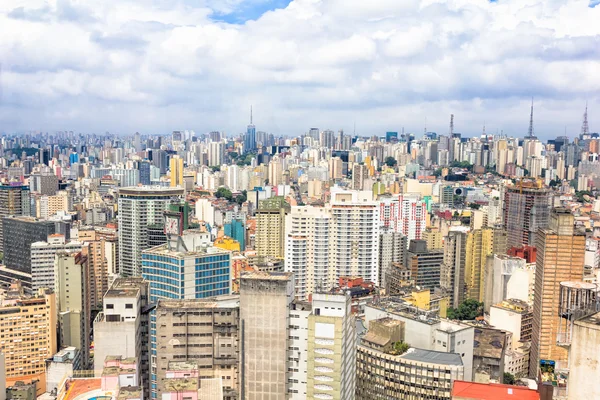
[449,114,454,136]
[527,97,534,138]
[582,101,589,136]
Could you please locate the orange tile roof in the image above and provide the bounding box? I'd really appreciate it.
[64,379,101,400]
[452,381,539,400]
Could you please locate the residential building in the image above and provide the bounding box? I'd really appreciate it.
[79,228,113,310]
[503,183,552,248]
[31,234,83,291]
[441,231,467,308]
[169,155,184,187]
[93,277,150,398]
[568,312,600,400]
[484,255,532,312]
[117,186,184,276]
[424,227,443,250]
[0,281,57,396]
[55,251,91,369]
[352,164,368,190]
[255,196,290,258]
[489,299,533,350]
[0,185,31,247]
[465,228,494,302]
[307,293,356,400]
[398,195,427,245]
[407,240,444,292]
[530,209,585,377]
[378,231,407,289]
[472,326,510,383]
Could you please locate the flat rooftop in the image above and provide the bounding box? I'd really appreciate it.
[241,271,293,281]
[575,311,600,330]
[163,378,198,392]
[400,348,463,366]
[368,297,440,325]
[157,295,239,310]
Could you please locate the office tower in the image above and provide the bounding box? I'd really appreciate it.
[0,281,56,393]
[3,216,55,275]
[398,195,426,245]
[320,129,335,148]
[378,231,407,289]
[142,228,232,399]
[307,293,356,400]
[39,148,51,166]
[356,318,464,400]
[154,296,240,399]
[30,234,82,291]
[224,218,245,251]
[407,240,444,292]
[529,209,585,377]
[503,183,552,248]
[169,155,184,187]
[465,228,495,302]
[93,278,150,397]
[328,156,343,179]
[329,190,380,284]
[441,231,467,308]
[244,109,256,153]
[285,206,331,299]
[78,229,112,310]
[29,169,58,195]
[352,164,368,190]
[255,196,290,258]
[208,141,225,166]
[136,160,151,185]
[117,186,184,277]
[55,251,91,369]
[239,271,294,399]
[0,185,31,247]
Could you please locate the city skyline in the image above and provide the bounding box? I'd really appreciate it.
[1,0,599,137]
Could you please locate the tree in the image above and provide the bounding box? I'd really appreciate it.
[450,161,473,171]
[210,166,221,173]
[384,156,398,167]
[447,299,483,321]
[389,341,410,355]
[215,187,233,201]
[503,372,516,385]
[432,168,443,177]
[469,203,481,210]
[235,190,247,205]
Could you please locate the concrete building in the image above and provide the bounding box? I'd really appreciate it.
[239,271,294,399]
[255,196,290,258]
[472,327,510,384]
[352,164,368,190]
[424,227,443,250]
[0,281,57,396]
[45,347,79,393]
[155,296,240,400]
[329,190,380,285]
[357,318,464,400]
[30,169,58,196]
[503,183,552,248]
[3,216,55,275]
[78,229,112,310]
[530,209,585,376]
[117,186,184,276]
[465,228,495,302]
[288,301,311,399]
[378,231,407,289]
[30,234,83,291]
[398,195,427,245]
[93,277,150,397]
[568,312,600,400]
[55,251,91,369]
[285,206,331,299]
[307,293,356,400]
[484,255,532,312]
[489,299,533,351]
[35,191,70,219]
[407,240,444,292]
[441,231,467,308]
[169,155,184,187]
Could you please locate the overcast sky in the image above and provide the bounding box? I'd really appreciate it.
[0,0,599,139]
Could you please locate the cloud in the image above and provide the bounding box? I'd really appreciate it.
[0,0,599,138]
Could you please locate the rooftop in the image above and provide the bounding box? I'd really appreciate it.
[400,348,463,366]
[473,327,507,359]
[452,380,539,399]
[241,271,293,281]
[168,361,198,372]
[163,378,198,392]
[157,295,239,310]
[575,311,600,330]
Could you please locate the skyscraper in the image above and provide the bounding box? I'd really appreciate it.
[441,231,467,308]
[529,209,585,377]
[0,185,31,247]
[117,186,184,277]
[3,216,55,275]
[255,196,290,259]
[169,155,184,187]
[503,182,553,248]
[30,234,83,291]
[465,228,495,302]
[244,107,256,153]
[407,240,444,292]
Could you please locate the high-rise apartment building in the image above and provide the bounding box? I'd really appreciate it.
[530,209,585,377]
[0,281,57,394]
[93,277,150,398]
[503,183,552,248]
[154,296,240,400]
[78,229,112,310]
[407,240,444,292]
[352,164,368,190]
[208,141,225,166]
[307,293,356,400]
[465,228,495,302]
[55,251,91,369]
[239,272,294,399]
[169,155,184,188]
[255,196,290,259]
[441,231,467,308]
[329,190,380,285]
[117,186,184,276]
[398,195,426,245]
[30,234,83,291]
[378,231,407,289]
[3,216,56,275]
[285,206,331,299]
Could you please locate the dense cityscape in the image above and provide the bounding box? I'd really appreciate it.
[0,102,595,400]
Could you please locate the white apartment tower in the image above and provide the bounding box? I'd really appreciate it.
[31,234,83,291]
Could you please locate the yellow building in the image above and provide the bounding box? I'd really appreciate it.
[214,236,241,252]
[402,289,449,318]
[169,155,184,187]
[0,281,57,396]
[423,227,443,250]
[465,228,495,302]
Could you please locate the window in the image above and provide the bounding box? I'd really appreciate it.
[125,304,133,309]
[106,304,114,309]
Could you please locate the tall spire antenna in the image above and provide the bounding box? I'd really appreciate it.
[582,101,589,137]
[483,121,486,136]
[250,105,253,125]
[449,114,454,136]
[528,97,534,138]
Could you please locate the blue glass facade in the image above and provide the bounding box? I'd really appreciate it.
[141,248,231,399]
[224,219,245,251]
[244,124,256,153]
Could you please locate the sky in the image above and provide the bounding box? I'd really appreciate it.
[0,0,599,139]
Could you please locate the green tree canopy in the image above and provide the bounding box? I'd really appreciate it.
[503,372,516,385]
[384,156,398,167]
[447,299,483,321]
[215,187,233,201]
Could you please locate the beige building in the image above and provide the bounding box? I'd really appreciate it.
[155,296,240,399]
[423,227,443,250]
[78,229,111,310]
[328,157,343,180]
[0,281,57,396]
[465,228,495,302]
[530,209,585,376]
[255,196,290,258]
[55,251,91,369]
[35,191,70,219]
[169,155,184,188]
[568,312,600,400]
